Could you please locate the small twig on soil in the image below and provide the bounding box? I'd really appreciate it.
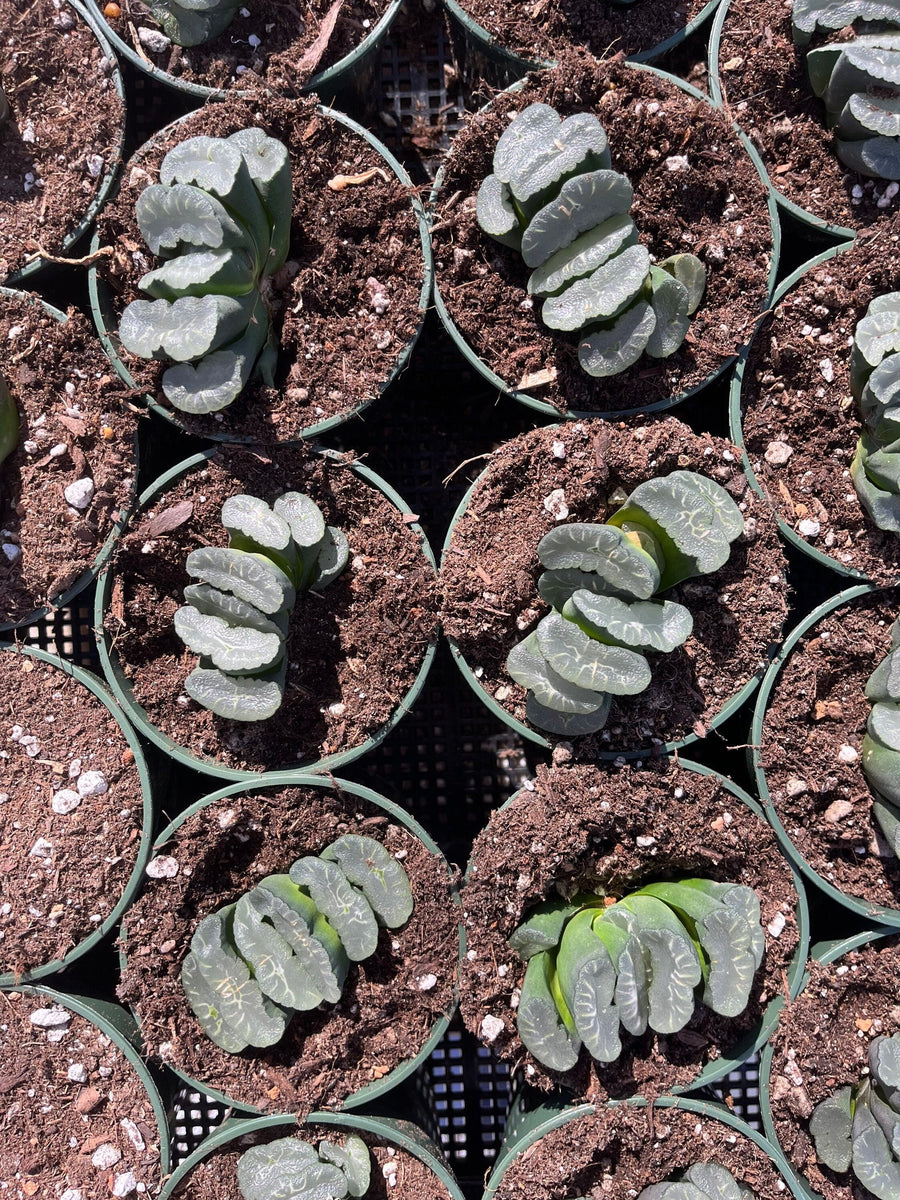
[295,0,343,73]
[442,452,490,486]
[326,167,389,191]
[23,244,115,268]
[128,19,153,63]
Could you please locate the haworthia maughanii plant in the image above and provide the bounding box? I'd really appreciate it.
[174,490,348,721]
[505,470,744,735]
[850,293,900,529]
[475,103,707,378]
[510,877,765,1071]
[119,129,291,414]
[637,1164,755,1200]
[238,1133,372,1200]
[181,834,414,1053]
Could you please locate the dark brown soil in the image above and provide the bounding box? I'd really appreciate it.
[715,0,899,231]
[441,420,789,755]
[432,52,774,416]
[0,292,138,626]
[767,935,900,1200]
[491,1104,790,1200]
[0,648,146,981]
[0,0,125,281]
[0,989,163,1198]
[103,0,389,94]
[453,0,713,67]
[758,587,900,918]
[739,227,900,584]
[94,92,425,442]
[104,443,438,773]
[117,785,460,1114]
[460,761,801,1101]
[172,1124,453,1199]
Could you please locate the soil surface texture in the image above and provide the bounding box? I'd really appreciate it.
[441,419,788,756]
[117,785,459,1113]
[0,0,124,280]
[0,649,146,980]
[739,227,900,584]
[715,0,900,231]
[460,761,801,1101]
[758,587,900,918]
[432,52,773,417]
[94,92,425,442]
[104,443,438,773]
[491,1104,789,1200]
[450,0,713,66]
[767,935,900,1200]
[103,0,389,94]
[0,293,138,626]
[0,989,163,1199]
[171,1124,452,1199]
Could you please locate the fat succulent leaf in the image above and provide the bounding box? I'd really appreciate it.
[521,170,634,269]
[320,835,414,928]
[541,244,650,331]
[289,857,380,961]
[578,301,658,378]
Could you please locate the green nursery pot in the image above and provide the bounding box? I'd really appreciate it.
[161,1110,464,1198]
[94,446,437,783]
[751,583,900,925]
[120,774,462,1116]
[5,0,127,287]
[80,0,402,104]
[430,62,780,423]
[2,985,171,1176]
[485,1095,806,1200]
[0,288,135,633]
[87,104,432,445]
[0,643,154,987]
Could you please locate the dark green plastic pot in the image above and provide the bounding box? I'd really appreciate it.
[3,985,171,1177]
[123,774,461,1115]
[81,0,401,104]
[94,446,437,782]
[431,63,781,423]
[468,758,810,1095]
[728,241,883,583]
[0,287,135,633]
[485,1094,806,1200]
[161,1110,464,1198]
[759,927,898,1200]
[4,0,126,287]
[750,582,900,926]
[0,643,154,986]
[88,105,432,444]
[708,0,857,243]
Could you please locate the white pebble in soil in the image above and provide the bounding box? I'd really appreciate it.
[64,478,94,510]
[480,1014,505,1042]
[145,855,178,879]
[51,789,81,815]
[29,1006,70,1028]
[77,770,108,797]
[92,1143,122,1170]
[112,1172,139,1198]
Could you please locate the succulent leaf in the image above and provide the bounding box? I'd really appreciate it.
[528,214,638,297]
[524,691,613,735]
[475,174,522,247]
[236,1137,348,1200]
[579,302,658,378]
[563,591,693,652]
[536,611,652,695]
[226,128,293,270]
[508,899,579,959]
[310,527,350,592]
[319,1136,371,1198]
[174,605,284,673]
[253,875,348,1004]
[507,632,610,715]
[289,856,380,962]
[657,254,707,315]
[541,244,650,331]
[147,0,240,46]
[645,268,691,360]
[180,949,251,1053]
[120,292,257,363]
[537,523,661,598]
[134,183,249,258]
[683,1164,747,1200]
[852,1086,900,1200]
[517,950,582,1071]
[521,170,634,269]
[320,835,414,928]
[792,0,900,41]
[555,909,622,1061]
[233,889,331,1011]
[501,109,611,210]
[185,666,286,722]
[160,318,267,415]
[186,546,296,615]
[139,247,257,300]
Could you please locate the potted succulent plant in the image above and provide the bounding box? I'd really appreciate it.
[0,985,169,1196]
[761,929,900,1200]
[95,441,438,779]
[0,0,126,285]
[459,758,808,1101]
[441,418,788,757]
[159,1111,465,1198]
[431,51,778,420]
[483,1094,802,1200]
[116,774,461,1114]
[89,91,431,443]
[731,227,900,583]
[0,642,153,987]
[0,286,138,631]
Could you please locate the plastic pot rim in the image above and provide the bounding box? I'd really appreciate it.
[468,756,811,1095]
[0,286,135,632]
[94,445,438,783]
[160,1109,465,1198]
[440,439,774,758]
[707,0,859,244]
[2,984,171,1175]
[80,0,402,102]
[483,1093,806,1200]
[750,581,900,925]
[429,60,781,423]
[87,103,432,445]
[443,0,727,71]
[0,643,154,987]
[124,772,461,1116]
[5,0,126,288]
